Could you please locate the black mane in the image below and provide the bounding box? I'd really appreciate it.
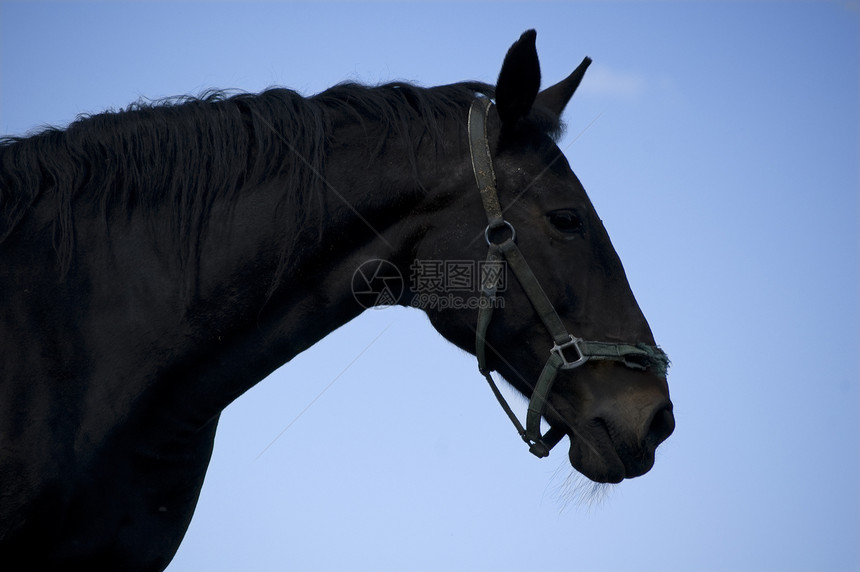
[0,81,494,273]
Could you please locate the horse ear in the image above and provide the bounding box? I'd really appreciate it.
[495,29,541,127]
[534,56,592,117]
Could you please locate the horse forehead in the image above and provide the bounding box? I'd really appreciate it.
[495,130,573,172]
[494,147,584,204]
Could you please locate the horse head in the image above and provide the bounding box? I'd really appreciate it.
[413,30,674,483]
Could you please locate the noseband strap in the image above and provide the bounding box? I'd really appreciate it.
[467,98,669,458]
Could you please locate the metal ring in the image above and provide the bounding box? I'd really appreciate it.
[484,221,516,246]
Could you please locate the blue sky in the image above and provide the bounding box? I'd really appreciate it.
[2,2,858,571]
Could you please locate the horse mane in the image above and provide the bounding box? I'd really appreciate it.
[0,80,494,276]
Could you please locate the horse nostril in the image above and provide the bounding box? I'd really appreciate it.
[646,403,675,448]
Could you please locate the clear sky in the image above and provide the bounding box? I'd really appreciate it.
[2,2,858,571]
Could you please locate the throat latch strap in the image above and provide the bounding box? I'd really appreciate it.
[468,97,669,459]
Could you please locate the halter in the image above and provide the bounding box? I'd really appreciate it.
[468,98,669,458]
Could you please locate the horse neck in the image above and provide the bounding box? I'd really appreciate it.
[176,105,470,419]
[0,94,474,482]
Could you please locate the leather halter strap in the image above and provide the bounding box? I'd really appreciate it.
[468,97,669,458]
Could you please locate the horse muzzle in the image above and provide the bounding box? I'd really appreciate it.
[553,371,675,483]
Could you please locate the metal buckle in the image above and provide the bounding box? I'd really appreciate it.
[551,335,589,370]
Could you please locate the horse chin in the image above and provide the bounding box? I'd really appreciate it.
[565,422,658,484]
[566,435,626,484]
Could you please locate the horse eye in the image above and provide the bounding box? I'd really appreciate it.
[548,210,583,234]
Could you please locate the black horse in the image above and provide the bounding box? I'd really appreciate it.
[0,31,673,571]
